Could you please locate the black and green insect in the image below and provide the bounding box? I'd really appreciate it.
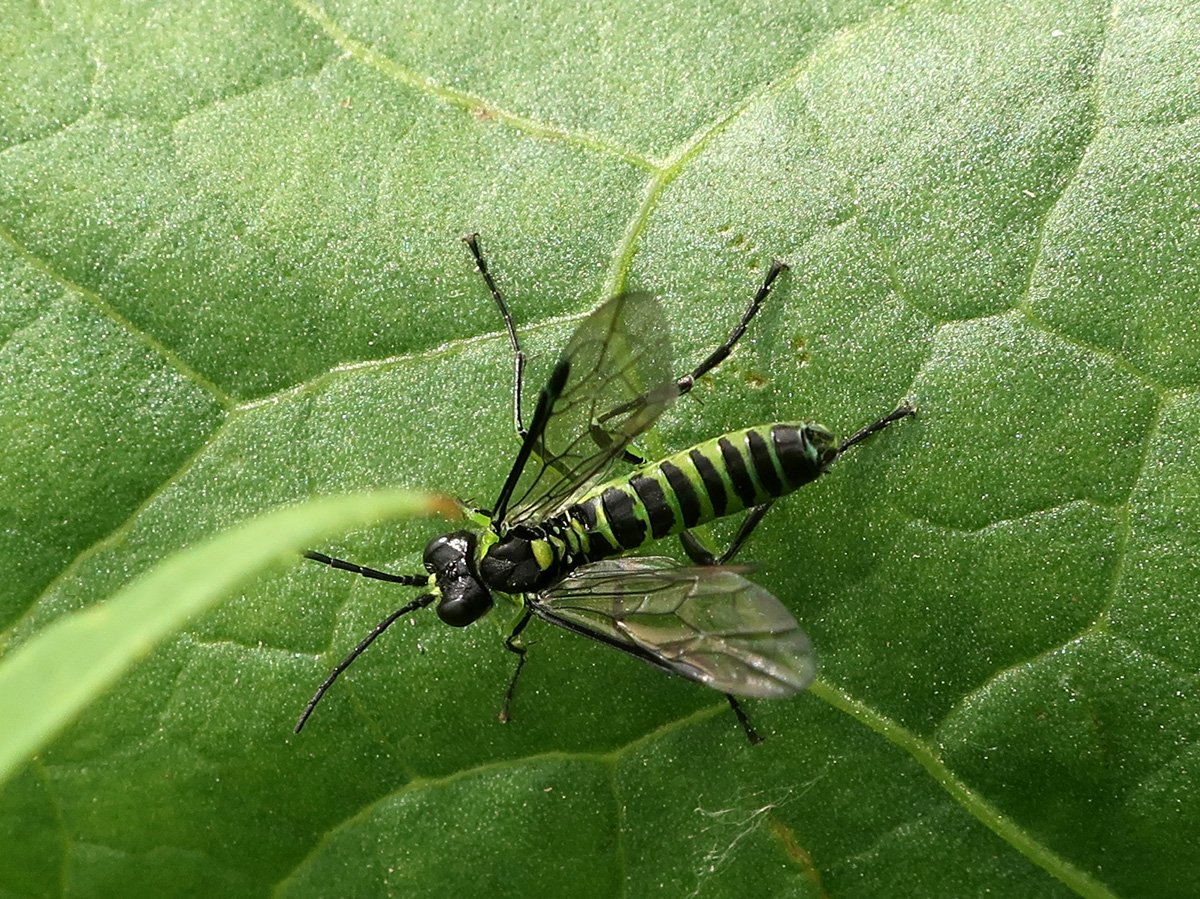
[297,236,913,742]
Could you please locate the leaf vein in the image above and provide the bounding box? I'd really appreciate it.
[813,678,1119,899]
[286,0,656,170]
[0,223,237,410]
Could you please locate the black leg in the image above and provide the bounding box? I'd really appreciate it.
[463,233,528,440]
[676,260,788,397]
[585,421,649,465]
[490,356,569,523]
[499,610,535,723]
[620,447,648,465]
[725,694,763,745]
[681,491,781,746]
[680,501,775,566]
[596,260,788,428]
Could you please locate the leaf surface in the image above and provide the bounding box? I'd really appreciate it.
[1,0,1197,896]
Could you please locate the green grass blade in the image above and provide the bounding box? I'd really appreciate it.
[0,490,449,786]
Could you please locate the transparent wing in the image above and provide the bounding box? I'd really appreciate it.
[528,557,816,697]
[503,292,678,525]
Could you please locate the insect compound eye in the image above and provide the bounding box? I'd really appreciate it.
[423,532,472,574]
[436,578,493,627]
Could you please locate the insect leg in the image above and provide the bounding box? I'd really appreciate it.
[726,694,763,745]
[680,501,774,566]
[679,487,780,745]
[303,550,428,586]
[499,610,535,723]
[675,259,788,397]
[463,233,528,439]
[593,260,788,431]
[620,447,648,464]
[585,422,650,466]
[490,353,570,523]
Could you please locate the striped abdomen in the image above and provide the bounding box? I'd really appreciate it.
[558,422,838,563]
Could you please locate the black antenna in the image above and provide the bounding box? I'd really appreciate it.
[295,593,436,733]
[303,550,428,586]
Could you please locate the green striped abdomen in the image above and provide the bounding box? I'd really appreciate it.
[559,422,838,562]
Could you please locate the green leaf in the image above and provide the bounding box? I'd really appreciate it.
[2,0,1197,897]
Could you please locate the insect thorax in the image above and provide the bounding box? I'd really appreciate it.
[477,523,576,594]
